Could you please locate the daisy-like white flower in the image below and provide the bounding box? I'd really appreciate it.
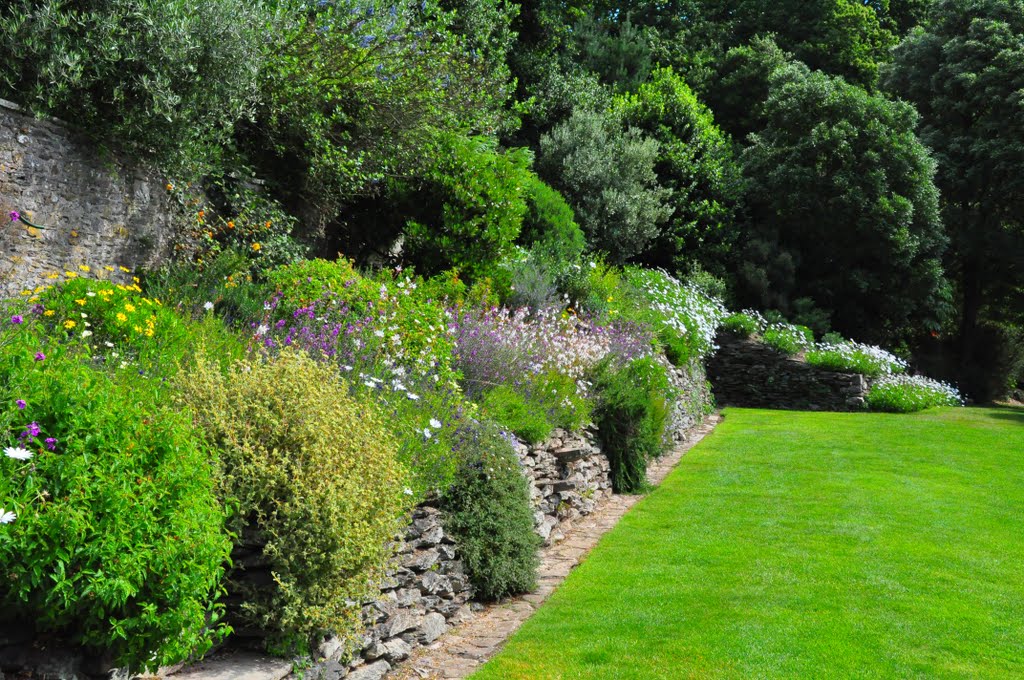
[403,488,413,496]
[4,446,33,461]
[429,418,442,429]
[256,324,269,336]
[0,509,15,524]
[203,301,214,311]
[422,428,432,439]
[407,393,420,401]
[81,330,93,338]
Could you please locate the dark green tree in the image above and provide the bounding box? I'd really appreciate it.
[741,64,950,343]
[882,0,1024,397]
[614,67,742,275]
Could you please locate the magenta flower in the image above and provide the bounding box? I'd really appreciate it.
[34,352,45,362]
[27,422,40,437]
[9,210,19,222]
[10,315,23,325]
[16,399,26,410]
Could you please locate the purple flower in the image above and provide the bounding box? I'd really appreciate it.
[9,210,19,222]
[27,422,41,437]
[34,352,45,362]
[16,399,26,410]
[10,315,23,325]
[45,438,57,451]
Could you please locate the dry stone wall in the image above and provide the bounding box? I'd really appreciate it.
[0,99,179,296]
[302,360,714,680]
[707,333,870,411]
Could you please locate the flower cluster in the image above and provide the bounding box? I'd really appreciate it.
[805,341,908,377]
[761,322,815,355]
[867,374,964,412]
[624,268,727,360]
[452,306,652,397]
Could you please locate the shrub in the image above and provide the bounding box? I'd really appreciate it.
[762,322,814,355]
[538,107,672,260]
[621,267,726,365]
[721,312,761,339]
[440,420,541,601]
[591,357,674,493]
[562,257,623,317]
[179,350,408,653]
[0,0,268,171]
[402,134,533,279]
[0,322,229,671]
[805,341,908,377]
[866,374,963,413]
[519,177,586,276]
[480,386,553,444]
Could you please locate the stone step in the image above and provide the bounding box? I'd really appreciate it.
[168,653,291,680]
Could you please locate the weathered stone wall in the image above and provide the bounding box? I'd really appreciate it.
[0,99,179,296]
[707,333,869,411]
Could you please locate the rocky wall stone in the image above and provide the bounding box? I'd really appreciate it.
[0,99,180,296]
[706,333,870,411]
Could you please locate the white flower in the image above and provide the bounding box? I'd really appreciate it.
[256,324,269,336]
[86,291,96,297]
[0,509,15,524]
[341,365,354,372]
[203,301,214,311]
[429,418,442,429]
[80,312,87,319]
[407,393,420,401]
[364,381,376,388]
[403,488,413,496]
[104,341,114,348]
[374,329,385,338]
[4,446,33,461]
[81,330,92,338]
[422,428,432,439]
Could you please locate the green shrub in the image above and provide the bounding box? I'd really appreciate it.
[721,312,760,338]
[0,324,229,671]
[591,357,673,493]
[403,134,533,279]
[441,420,541,601]
[520,177,586,274]
[805,342,907,378]
[563,258,623,317]
[761,323,814,355]
[480,386,553,444]
[0,0,268,171]
[866,375,963,413]
[179,350,409,653]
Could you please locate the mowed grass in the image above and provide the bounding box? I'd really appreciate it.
[474,407,1024,679]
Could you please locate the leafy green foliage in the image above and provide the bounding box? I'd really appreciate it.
[804,342,908,377]
[480,386,553,444]
[538,107,672,261]
[0,0,267,171]
[0,324,229,670]
[179,350,408,652]
[882,0,1024,399]
[761,322,814,355]
[519,176,587,276]
[866,375,964,412]
[591,357,673,493]
[740,64,950,345]
[703,35,793,141]
[441,420,541,601]
[721,312,761,338]
[614,67,742,274]
[401,134,533,278]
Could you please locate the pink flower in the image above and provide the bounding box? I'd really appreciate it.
[9,210,20,222]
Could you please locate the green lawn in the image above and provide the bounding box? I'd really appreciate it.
[474,407,1024,679]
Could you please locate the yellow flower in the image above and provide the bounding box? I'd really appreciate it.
[227,221,235,229]
[43,310,55,317]
[33,286,44,294]
[166,183,174,191]
[124,303,136,313]
[19,290,30,297]
[64,271,78,279]
[79,264,90,272]
[63,320,76,329]
[132,276,140,284]
[119,266,130,273]
[145,328,155,337]
[252,242,262,252]
[75,298,87,306]
[104,266,115,272]
[116,312,127,323]
[45,273,60,280]
[28,296,39,303]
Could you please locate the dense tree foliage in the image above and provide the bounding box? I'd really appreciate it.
[741,64,949,342]
[2,0,1022,396]
[883,0,1024,397]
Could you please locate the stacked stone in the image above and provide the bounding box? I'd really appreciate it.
[308,506,473,680]
[514,427,613,546]
[707,333,871,411]
[665,360,713,443]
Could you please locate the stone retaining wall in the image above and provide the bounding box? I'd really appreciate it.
[0,99,178,296]
[706,333,869,411]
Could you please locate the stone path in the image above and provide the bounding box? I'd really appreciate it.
[388,413,722,679]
